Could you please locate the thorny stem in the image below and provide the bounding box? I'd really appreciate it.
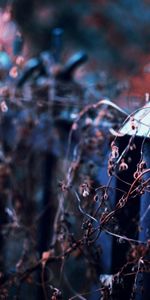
[104,229,146,245]
[99,168,150,226]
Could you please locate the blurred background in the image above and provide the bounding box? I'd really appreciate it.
[0,0,150,99]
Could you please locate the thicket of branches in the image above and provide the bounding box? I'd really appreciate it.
[0,1,150,300]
